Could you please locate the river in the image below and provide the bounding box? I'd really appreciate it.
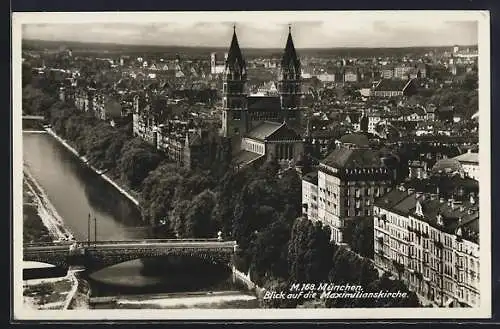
[22,132,258,308]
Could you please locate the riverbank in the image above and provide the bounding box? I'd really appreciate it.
[22,164,81,309]
[23,164,74,242]
[45,128,140,206]
[23,270,82,310]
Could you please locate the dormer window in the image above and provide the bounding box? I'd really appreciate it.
[456,227,462,236]
[437,213,444,226]
[415,201,423,217]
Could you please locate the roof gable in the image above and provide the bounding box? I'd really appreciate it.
[266,123,302,141]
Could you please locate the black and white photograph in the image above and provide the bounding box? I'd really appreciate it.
[12,10,490,320]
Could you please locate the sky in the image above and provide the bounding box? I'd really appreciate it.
[20,12,479,48]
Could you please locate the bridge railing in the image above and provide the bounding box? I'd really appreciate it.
[79,238,225,245]
[25,239,237,248]
[24,241,74,248]
[24,239,238,250]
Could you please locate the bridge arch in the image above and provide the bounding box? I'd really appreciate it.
[81,247,234,271]
[24,240,238,272]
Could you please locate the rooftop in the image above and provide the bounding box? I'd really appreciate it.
[339,133,369,147]
[432,158,463,175]
[375,188,479,243]
[245,121,283,141]
[302,171,318,185]
[322,147,385,169]
[374,78,413,91]
[232,150,264,167]
[453,151,479,164]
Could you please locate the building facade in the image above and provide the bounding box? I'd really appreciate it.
[211,52,228,75]
[373,187,480,307]
[452,151,479,181]
[302,134,396,243]
[372,78,417,98]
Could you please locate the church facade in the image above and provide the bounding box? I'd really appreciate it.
[221,26,305,168]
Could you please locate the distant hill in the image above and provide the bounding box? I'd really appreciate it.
[22,39,478,60]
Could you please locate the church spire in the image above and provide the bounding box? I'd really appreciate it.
[225,25,246,76]
[281,25,301,74]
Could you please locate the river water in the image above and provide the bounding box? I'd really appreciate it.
[22,132,258,308]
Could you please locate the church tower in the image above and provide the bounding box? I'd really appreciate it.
[279,26,302,127]
[221,26,248,138]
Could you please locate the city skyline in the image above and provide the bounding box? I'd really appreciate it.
[20,13,478,49]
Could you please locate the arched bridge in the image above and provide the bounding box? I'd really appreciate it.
[24,239,238,271]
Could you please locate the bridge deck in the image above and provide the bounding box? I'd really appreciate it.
[24,239,237,252]
[24,238,225,247]
[22,115,46,120]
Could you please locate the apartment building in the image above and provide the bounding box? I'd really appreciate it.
[373,187,480,307]
[302,133,396,243]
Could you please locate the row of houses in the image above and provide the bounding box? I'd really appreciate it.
[373,187,479,308]
[301,131,480,307]
[132,91,227,170]
[60,85,132,126]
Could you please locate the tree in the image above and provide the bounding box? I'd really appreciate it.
[288,218,333,284]
[169,199,191,237]
[22,63,33,88]
[141,165,181,226]
[260,158,280,179]
[174,172,215,202]
[22,84,56,116]
[343,217,374,258]
[117,138,162,190]
[249,219,291,285]
[183,190,217,238]
[277,169,303,218]
[463,72,478,91]
[260,278,298,308]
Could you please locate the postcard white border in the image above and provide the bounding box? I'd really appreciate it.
[12,10,491,320]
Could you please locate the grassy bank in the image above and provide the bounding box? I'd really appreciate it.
[23,180,52,243]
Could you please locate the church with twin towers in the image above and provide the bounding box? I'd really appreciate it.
[220,25,305,169]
